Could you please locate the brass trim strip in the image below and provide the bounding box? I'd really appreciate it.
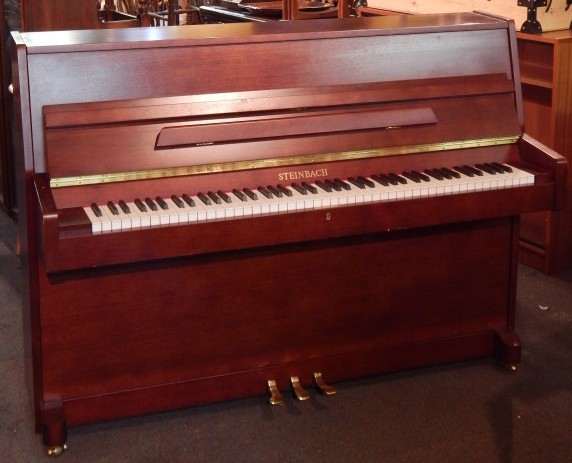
[49,136,519,188]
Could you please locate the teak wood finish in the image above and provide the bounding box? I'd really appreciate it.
[11,14,567,454]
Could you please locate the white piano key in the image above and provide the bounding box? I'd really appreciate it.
[134,202,152,227]
[83,206,103,233]
[101,205,122,231]
[124,202,142,228]
[165,197,188,224]
[116,205,133,230]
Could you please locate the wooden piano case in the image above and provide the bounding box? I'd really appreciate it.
[11,13,566,454]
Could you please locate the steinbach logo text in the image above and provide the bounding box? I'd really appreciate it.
[278,168,328,181]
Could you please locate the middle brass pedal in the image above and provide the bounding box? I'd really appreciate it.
[290,376,310,401]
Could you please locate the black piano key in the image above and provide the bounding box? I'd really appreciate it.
[435,167,453,180]
[135,198,147,212]
[118,200,131,214]
[218,190,232,203]
[197,192,211,205]
[155,196,169,210]
[232,189,247,202]
[379,174,396,185]
[402,171,421,183]
[453,165,474,177]
[291,183,307,195]
[90,203,103,217]
[277,184,293,197]
[435,168,453,180]
[486,162,507,174]
[267,185,282,198]
[145,197,158,211]
[462,165,483,176]
[316,180,332,192]
[357,176,375,188]
[301,182,318,194]
[476,163,496,175]
[257,186,272,198]
[207,191,222,204]
[441,167,461,179]
[182,194,196,207]
[492,162,512,173]
[389,173,407,185]
[347,177,365,189]
[107,201,119,215]
[243,188,258,200]
[433,167,453,180]
[334,178,351,190]
[325,179,342,192]
[171,195,184,208]
[372,175,390,186]
[424,169,444,181]
[413,170,431,182]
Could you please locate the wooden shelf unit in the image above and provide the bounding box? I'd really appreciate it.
[517,30,572,274]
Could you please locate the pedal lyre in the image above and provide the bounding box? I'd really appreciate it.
[267,379,284,406]
[290,376,310,401]
[313,372,337,396]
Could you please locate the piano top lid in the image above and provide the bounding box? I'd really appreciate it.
[14,12,512,53]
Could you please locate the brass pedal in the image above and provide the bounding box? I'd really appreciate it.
[267,379,284,406]
[290,376,310,401]
[313,372,337,396]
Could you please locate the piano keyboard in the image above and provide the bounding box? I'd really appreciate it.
[83,163,534,233]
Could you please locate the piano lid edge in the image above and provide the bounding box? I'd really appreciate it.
[19,13,511,54]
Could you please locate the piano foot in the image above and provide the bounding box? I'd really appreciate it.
[47,444,68,458]
[313,372,337,396]
[267,379,284,406]
[493,330,521,371]
[290,376,310,401]
[42,399,68,457]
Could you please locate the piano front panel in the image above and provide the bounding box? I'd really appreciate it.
[39,217,512,405]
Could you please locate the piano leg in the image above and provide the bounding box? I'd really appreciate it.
[41,400,67,457]
[493,330,521,371]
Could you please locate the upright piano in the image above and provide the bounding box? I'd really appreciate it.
[11,13,566,455]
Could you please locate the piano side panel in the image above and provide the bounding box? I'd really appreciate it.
[10,33,46,433]
[37,217,514,424]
